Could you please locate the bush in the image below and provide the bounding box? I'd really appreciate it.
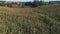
[7,3,12,7]
[0,3,5,6]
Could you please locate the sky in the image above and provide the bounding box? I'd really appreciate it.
[1,0,60,2]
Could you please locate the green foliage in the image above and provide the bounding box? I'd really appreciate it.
[0,3,6,6]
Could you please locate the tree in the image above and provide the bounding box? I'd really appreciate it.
[39,0,44,6]
[33,0,39,7]
[33,0,44,7]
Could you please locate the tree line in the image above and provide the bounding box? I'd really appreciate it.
[0,1,53,8]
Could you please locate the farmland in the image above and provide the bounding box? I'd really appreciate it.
[0,4,60,34]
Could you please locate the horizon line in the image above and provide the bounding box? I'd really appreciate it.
[0,0,60,2]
